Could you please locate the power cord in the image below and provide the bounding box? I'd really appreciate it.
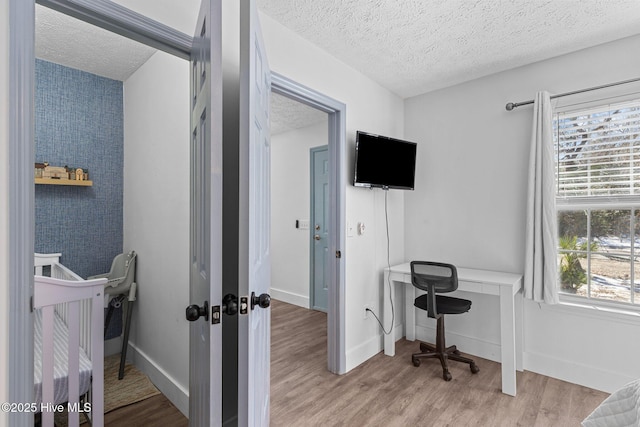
[367,188,394,335]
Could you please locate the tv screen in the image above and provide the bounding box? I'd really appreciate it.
[353,131,417,190]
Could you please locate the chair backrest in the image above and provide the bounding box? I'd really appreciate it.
[107,250,136,288]
[410,261,458,294]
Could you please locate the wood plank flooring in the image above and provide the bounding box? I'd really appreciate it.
[104,299,609,426]
[270,300,609,427]
[99,394,187,426]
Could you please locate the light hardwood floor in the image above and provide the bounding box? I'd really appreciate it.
[270,299,609,427]
[104,299,609,426]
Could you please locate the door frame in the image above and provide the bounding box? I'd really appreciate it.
[7,1,194,424]
[271,73,346,374]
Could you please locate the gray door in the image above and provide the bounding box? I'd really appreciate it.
[187,0,223,425]
[311,146,329,312]
[237,0,272,425]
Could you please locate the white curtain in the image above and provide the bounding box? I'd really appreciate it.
[524,91,559,304]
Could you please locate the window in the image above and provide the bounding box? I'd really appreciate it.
[555,100,640,304]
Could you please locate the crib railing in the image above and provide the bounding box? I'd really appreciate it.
[34,253,95,359]
[33,253,106,427]
[34,275,106,427]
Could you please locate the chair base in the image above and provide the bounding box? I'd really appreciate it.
[411,316,479,381]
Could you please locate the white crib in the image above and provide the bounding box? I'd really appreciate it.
[34,253,106,427]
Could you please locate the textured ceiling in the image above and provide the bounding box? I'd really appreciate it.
[257,0,640,98]
[36,5,157,82]
[270,92,327,135]
[35,0,640,129]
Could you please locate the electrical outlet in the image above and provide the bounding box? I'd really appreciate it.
[364,303,372,319]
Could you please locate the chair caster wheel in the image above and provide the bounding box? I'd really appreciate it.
[412,358,420,367]
[443,371,452,381]
[470,363,480,374]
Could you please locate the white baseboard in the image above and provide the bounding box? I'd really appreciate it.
[414,324,631,393]
[524,350,632,394]
[346,333,383,372]
[345,323,404,372]
[270,287,309,308]
[415,324,502,363]
[127,342,189,417]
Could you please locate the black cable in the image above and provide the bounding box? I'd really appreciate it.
[368,189,394,335]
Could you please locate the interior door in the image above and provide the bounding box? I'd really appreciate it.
[186,0,223,425]
[238,0,272,425]
[311,146,329,311]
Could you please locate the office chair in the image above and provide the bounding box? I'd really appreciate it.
[410,261,479,381]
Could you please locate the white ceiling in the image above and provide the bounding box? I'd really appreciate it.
[257,0,640,98]
[35,5,157,82]
[270,92,327,135]
[35,0,640,100]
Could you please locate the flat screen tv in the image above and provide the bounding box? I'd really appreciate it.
[353,131,417,190]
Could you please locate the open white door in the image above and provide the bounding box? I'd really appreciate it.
[238,0,272,425]
[186,0,224,425]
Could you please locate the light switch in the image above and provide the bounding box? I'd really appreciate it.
[298,220,310,230]
[358,222,365,235]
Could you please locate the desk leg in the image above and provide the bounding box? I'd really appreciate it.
[405,283,415,341]
[383,270,395,356]
[500,286,517,396]
[515,289,524,372]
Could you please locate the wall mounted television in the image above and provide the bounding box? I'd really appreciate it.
[353,131,417,190]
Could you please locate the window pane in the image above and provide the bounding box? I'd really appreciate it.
[589,209,632,303]
[558,210,588,295]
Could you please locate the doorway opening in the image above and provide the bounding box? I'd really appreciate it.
[7,0,193,422]
[271,74,347,375]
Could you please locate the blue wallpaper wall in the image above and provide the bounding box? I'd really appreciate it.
[35,59,124,279]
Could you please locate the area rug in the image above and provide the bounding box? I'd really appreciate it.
[102,354,160,413]
[54,354,160,426]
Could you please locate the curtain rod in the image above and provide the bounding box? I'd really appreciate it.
[505,76,640,111]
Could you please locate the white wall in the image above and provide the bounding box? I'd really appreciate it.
[0,1,9,424]
[404,34,640,393]
[260,12,406,371]
[123,50,190,414]
[270,121,328,308]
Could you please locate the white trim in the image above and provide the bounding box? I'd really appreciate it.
[128,342,189,417]
[551,295,640,325]
[524,349,630,394]
[270,289,309,309]
[415,324,503,364]
[345,334,382,372]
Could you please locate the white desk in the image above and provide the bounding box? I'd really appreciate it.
[383,263,523,396]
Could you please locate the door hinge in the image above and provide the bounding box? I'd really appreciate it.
[335,250,342,259]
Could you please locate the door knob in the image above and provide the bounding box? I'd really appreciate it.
[251,292,271,310]
[314,234,321,240]
[222,293,238,316]
[185,301,209,322]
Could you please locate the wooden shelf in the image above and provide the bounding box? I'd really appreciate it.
[35,178,93,187]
